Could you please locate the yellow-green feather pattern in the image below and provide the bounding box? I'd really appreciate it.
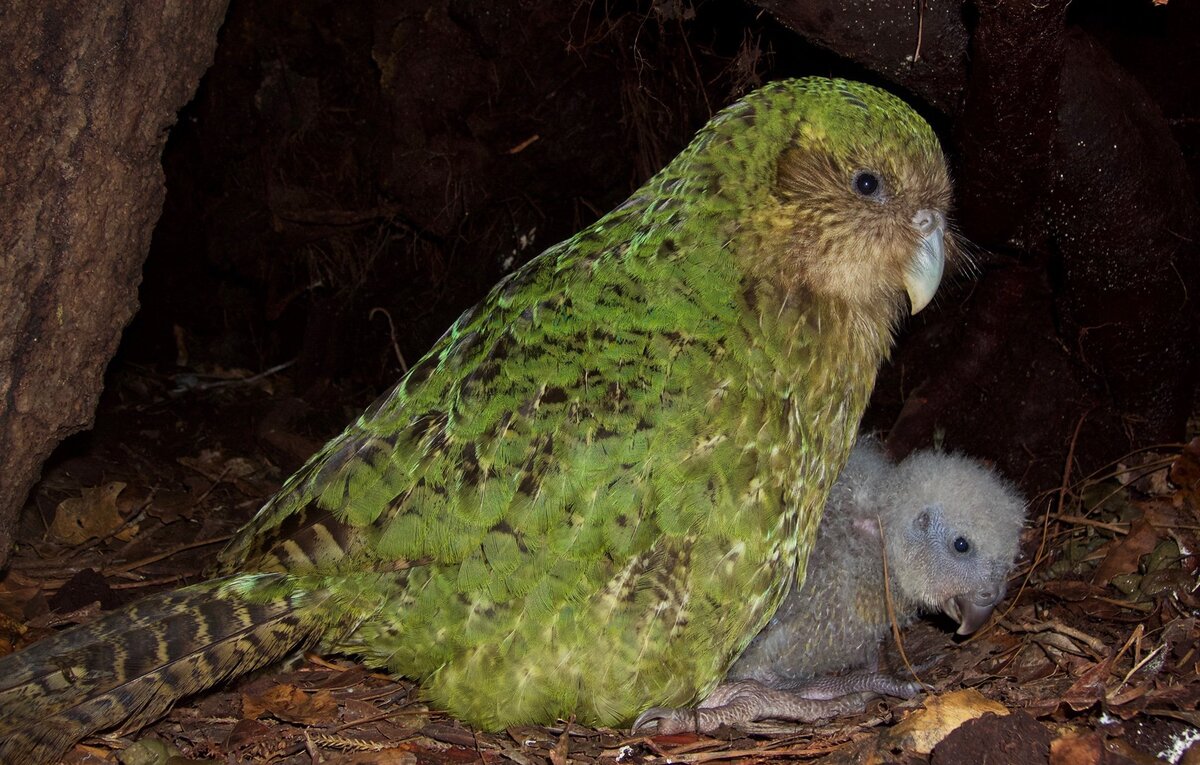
[0,77,951,762]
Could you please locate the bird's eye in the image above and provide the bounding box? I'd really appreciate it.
[953,537,970,554]
[853,170,882,198]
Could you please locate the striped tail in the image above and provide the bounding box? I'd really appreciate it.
[0,573,327,764]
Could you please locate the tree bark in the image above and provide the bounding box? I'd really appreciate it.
[0,0,230,567]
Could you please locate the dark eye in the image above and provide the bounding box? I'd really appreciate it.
[953,537,970,554]
[853,170,881,198]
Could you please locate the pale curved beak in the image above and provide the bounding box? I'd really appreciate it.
[905,209,946,314]
[943,581,1006,636]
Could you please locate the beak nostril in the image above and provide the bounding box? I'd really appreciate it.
[912,209,943,237]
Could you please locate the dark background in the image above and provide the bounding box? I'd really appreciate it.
[77,0,1200,496]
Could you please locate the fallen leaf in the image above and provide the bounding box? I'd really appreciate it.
[116,737,185,765]
[1040,580,1108,602]
[1092,517,1161,585]
[340,752,418,765]
[242,683,338,725]
[50,482,133,544]
[1117,451,1175,496]
[224,718,271,752]
[1051,732,1103,765]
[1170,438,1200,512]
[882,689,1009,755]
[1061,656,1115,712]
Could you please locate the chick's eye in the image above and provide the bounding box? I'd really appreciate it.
[953,537,970,554]
[853,170,881,198]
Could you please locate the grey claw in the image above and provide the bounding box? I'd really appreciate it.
[632,706,695,735]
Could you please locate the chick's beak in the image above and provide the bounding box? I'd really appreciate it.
[905,209,946,314]
[943,581,1006,636]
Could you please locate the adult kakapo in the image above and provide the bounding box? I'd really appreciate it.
[0,78,953,762]
[636,439,1026,733]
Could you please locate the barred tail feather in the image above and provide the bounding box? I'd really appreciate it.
[0,574,327,764]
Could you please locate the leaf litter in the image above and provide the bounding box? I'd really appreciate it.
[2,364,1199,764]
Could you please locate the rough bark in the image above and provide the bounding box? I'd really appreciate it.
[952,0,1069,247]
[752,0,968,115]
[0,0,230,567]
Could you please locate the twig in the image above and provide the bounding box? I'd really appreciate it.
[193,464,233,506]
[551,717,572,765]
[1004,409,1092,613]
[176,359,297,392]
[1072,444,1185,487]
[986,495,1054,636]
[370,307,408,373]
[653,740,862,762]
[878,516,922,686]
[103,534,233,576]
[110,575,188,590]
[1110,643,1166,700]
[1075,459,1176,515]
[507,135,540,154]
[998,618,1108,656]
[913,0,926,62]
[1109,623,1143,668]
[1090,595,1155,613]
[1051,514,1129,534]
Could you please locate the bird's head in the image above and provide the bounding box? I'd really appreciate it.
[878,450,1026,635]
[676,78,955,326]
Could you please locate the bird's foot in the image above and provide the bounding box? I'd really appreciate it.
[632,680,875,735]
[773,668,923,701]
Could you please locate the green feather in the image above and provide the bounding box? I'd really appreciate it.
[0,78,953,762]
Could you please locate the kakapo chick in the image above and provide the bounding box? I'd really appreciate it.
[637,438,1026,733]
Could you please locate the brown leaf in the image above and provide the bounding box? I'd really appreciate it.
[1092,517,1162,585]
[1106,681,1153,708]
[1171,438,1200,512]
[1040,580,1107,602]
[881,689,1009,755]
[224,717,272,752]
[1061,657,1114,712]
[1051,732,1103,765]
[242,683,338,725]
[340,752,418,765]
[50,482,133,544]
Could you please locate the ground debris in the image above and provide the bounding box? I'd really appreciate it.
[4,366,1200,764]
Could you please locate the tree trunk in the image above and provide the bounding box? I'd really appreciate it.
[0,0,230,567]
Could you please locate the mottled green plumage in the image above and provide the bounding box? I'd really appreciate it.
[0,78,952,763]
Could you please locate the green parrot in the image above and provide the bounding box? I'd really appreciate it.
[0,77,952,763]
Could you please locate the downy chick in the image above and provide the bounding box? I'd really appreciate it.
[637,438,1026,733]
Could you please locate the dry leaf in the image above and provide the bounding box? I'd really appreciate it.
[340,751,418,765]
[1051,732,1104,765]
[50,482,133,544]
[881,689,1009,755]
[1061,656,1114,711]
[224,717,271,751]
[242,682,338,725]
[1092,517,1161,585]
[1170,438,1200,511]
[179,449,257,481]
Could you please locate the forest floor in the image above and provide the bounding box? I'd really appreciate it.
[1,362,1198,765]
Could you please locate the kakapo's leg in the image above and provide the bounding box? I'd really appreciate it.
[633,671,922,735]
[634,680,869,734]
[773,669,922,700]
